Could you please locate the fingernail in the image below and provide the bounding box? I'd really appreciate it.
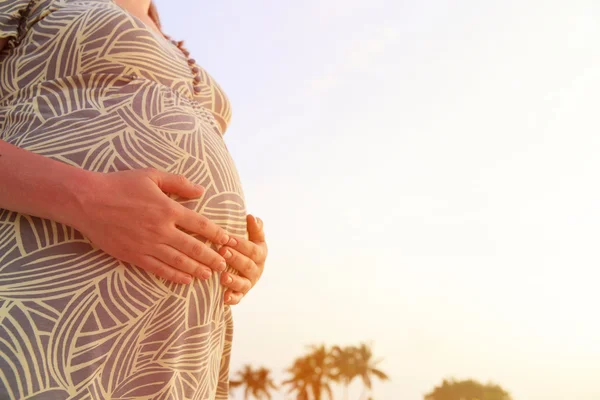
[195,184,203,191]
[219,261,227,271]
[202,269,212,279]
[182,275,193,284]
[221,235,230,245]
[226,276,233,284]
[224,250,232,259]
[226,295,231,303]
[228,237,238,247]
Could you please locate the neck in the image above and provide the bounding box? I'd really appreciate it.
[114,0,162,34]
[114,0,151,19]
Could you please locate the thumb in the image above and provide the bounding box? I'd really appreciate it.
[247,214,265,242]
[149,170,204,199]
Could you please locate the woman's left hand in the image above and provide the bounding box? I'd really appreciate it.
[219,214,268,305]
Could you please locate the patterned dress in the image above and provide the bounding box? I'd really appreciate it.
[0,1,246,399]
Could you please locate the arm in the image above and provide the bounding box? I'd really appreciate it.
[0,139,92,225]
[0,139,232,284]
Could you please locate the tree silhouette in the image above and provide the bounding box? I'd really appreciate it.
[230,364,255,400]
[424,378,512,400]
[330,345,359,400]
[230,364,278,400]
[254,367,278,399]
[282,356,311,400]
[283,344,335,400]
[353,342,389,400]
[234,342,390,399]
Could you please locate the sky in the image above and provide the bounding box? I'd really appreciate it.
[157,1,600,399]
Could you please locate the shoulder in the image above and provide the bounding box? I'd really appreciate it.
[0,0,120,50]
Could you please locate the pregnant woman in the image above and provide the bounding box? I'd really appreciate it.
[0,0,267,398]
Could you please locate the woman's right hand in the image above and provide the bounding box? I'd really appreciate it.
[69,168,232,284]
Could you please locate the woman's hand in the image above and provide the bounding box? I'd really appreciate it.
[219,214,268,305]
[70,168,233,284]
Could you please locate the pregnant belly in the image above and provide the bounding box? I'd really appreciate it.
[0,77,246,279]
[0,80,243,398]
[1,76,246,233]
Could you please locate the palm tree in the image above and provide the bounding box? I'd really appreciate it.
[354,342,389,400]
[330,345,360,400]
[282,344,335,400]
[253,367,278,399]
[282,356,311,399]
[230,365,277,400]
[230,364,256,400]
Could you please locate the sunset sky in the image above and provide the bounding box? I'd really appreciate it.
[157,1,600,399]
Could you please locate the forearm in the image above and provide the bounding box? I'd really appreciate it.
[0,139,95,226]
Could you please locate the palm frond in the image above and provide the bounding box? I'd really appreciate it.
[370,368,389,381]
